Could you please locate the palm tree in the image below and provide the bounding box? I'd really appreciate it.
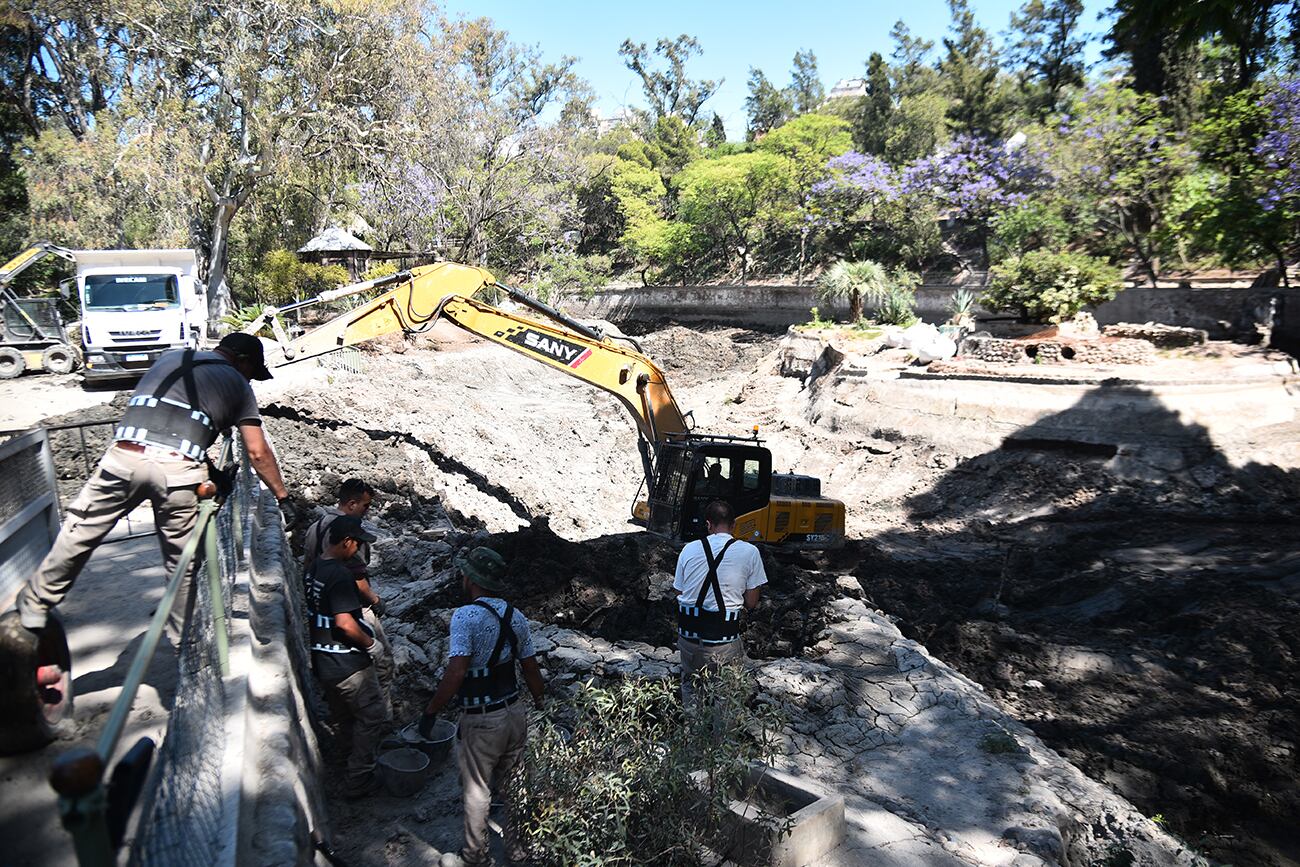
[816,260,890,322]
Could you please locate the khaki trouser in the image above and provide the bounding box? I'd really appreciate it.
[17,446,207,644]
[325,664,393,789]
[678,635,748,711]
[456,701,529,864]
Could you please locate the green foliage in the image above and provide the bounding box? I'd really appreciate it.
[745,68,793,140]
[817,259,889,321]
[939,0,1005,138]
[884,93,950,164]
[984,249,1124,323]
[675,152,797,281]
[788,49,824,114]
[758,114,852,171]
[988,199,1071,262]
[854,53,893,156]
[361,261,399,282]
[529,250,613,304]
[513,669,785,866]
[949,288,977,320]
[877,266,920,325]
[219,305,269,336]
[254,249,349,306]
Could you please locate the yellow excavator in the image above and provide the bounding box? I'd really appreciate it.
[248,262,845,548]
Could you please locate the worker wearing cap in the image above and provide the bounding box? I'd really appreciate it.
[15,333,291,644]
[419,547,545,867]
[306,514,392,797]
[674,499,767,710]
[302,478,393,686]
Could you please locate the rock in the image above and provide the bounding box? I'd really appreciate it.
[1024,679,1045,690]
[645,570,676,602]
[835,575,863,599]
[861,438,896,455]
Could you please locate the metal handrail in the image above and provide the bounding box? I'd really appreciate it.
[49,434,242,866]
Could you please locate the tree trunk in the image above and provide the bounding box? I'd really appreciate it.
[797,229,807,286]
[850,289,862,322]
[738,245,748,286]
[204,199,239,334]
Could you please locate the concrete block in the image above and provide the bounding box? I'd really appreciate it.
[713,763,846,867]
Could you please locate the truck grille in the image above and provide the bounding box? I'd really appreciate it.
[109,330,162,342]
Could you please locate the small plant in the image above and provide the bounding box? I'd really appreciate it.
[979,731,1019,755]
[219,305,270,336]
[513,667,786,866]
[804,305,833,329]
[949,288,976,323]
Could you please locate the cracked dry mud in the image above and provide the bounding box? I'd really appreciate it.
[252,323,1298,866]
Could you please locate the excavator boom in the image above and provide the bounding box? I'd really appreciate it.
[279,262,688,447]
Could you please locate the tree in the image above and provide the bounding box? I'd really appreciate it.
[1006,0,1087,118]
[939,0,1005,138]
[619,34,719,125]
[1106,0,1287,93]
[110,0,422,322]
[1046,82,1195,285]
[817,260,889,321]
[759,114,852,280]
[675,152,796,283]
[649,114,700,177]
[854,52,894,155]
[704,112,727,148]
[984,249,1123,322]
[366,16,591,276]
[745,68,792,140]
[885,92,950,164]
[889,20,938,98]
[789,49,824,114]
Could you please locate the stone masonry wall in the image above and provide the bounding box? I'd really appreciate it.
[961,336,1157,366]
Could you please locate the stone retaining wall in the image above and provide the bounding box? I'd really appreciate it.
[236,489,330,865]
[961,336,1157,365]
[569,283,1300,346]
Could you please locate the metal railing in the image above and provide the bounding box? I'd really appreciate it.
[49,435,251,866]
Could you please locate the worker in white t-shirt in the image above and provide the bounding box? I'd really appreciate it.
[673,499,768,708]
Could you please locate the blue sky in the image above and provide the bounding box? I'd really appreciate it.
[442,0,1116,139]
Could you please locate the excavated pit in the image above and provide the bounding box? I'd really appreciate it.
[30,321,1300,866]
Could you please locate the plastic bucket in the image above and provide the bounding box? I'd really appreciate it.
[377,747,430,797]
[399,719,457,765]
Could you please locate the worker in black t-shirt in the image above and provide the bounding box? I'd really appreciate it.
[305,514,392,797]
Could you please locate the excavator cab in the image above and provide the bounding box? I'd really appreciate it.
[647,436,844,548]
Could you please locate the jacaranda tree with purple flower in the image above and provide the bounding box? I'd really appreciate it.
[1257,80,1300,220]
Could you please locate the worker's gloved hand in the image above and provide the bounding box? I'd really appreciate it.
[369,597,387,618]
[418,712,438,740]
[278,496,298,528]
[365,639,386,661]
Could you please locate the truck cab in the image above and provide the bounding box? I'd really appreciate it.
[75,249,206,380]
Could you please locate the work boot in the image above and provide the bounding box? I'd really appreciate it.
[438,851,493,867]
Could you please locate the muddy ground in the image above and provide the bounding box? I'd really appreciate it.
[33,321,1297,865]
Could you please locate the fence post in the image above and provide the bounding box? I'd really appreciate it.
[205,521,229,677]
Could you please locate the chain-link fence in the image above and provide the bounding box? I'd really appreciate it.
[126,451,252,867]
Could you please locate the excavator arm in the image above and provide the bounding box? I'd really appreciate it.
[277,262,689,452]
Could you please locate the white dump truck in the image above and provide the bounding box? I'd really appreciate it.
[74,248,208,380]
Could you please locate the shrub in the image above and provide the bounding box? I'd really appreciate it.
[513,668,786,866]
[876,265,919,326]
[361,261,399,281]
[983,250,1123,323]
[255,248,350,306]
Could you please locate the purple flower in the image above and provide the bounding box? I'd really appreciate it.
[1256,80,1300,208]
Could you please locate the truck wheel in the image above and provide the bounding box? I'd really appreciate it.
[41,344,78,375]
[0,347,25,379]
[0,610,73,754]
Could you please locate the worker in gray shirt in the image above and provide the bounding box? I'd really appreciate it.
[15,333,291,644]
[419,547,545,867]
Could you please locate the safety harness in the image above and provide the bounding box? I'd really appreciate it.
[457,600,520,709]
[304,561,374,656]
[115,349,224,460]
[677,537,741,644]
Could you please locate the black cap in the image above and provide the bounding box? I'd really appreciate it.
[327,515,377,545]
[217,332,272,380]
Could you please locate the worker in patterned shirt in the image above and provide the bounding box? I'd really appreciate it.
[419,547,545,867]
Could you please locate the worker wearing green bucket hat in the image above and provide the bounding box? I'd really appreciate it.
[419,546,546,866]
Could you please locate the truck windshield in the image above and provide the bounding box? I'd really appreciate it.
[84,274,179,310]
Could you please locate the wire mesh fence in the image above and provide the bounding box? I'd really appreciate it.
[126,452,252,867]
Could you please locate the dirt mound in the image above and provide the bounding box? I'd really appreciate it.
[634,326,778,384]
